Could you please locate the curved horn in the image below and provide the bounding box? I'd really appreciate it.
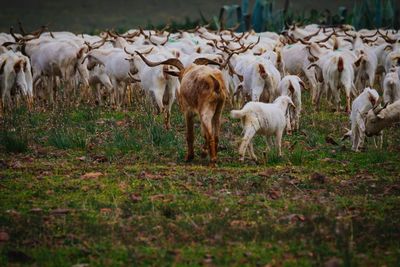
[361,29,379,39]
[17,20,26,36]
[378,29,396,44]
[297,37,311,45]
[160,32,171,45]
[107,30,119,38]
[84,38,106,51]
[306,46,319,60]
[193,57,221,66]
[303,28,321,41]
[220,52,235,69]
[135,50,184,71]
[128,72,141,83]
[315,32,335,43]
[10,27,21,42]
[343,30,356,38]
[139,27,149,38]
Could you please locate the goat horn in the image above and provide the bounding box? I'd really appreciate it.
[193,57,221,66]
[135,50,184,71]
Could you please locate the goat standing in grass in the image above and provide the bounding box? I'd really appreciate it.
[230,96,295,162]
[278,75,305,132]
[343,87,379,152]
[135,51,231,166]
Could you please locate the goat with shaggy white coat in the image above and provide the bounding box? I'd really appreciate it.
[383,68,400,104]
[310,50,358,112]
[278,75,305,131]
[344,87,379,151]
[230,96,295,161]
[0,50,33,110]
[365,99,400,137]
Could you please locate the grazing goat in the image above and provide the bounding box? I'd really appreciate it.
[230,96,295,162]
[135,51,230,166]
[365,99,400,137]
[343,87,379,151]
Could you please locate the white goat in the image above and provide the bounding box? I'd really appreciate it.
[230,96,295,161]
[278,75,305,131]
[0,50,33,110]
[365,99,400,137]
[383,68,400,104]
[343,87,379,152]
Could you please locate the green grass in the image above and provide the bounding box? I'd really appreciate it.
[0,92,399,266]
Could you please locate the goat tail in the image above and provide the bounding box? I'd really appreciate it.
[338,56,344,73]
[258,63,267,79]
[211,75,221,94]
[230,109,246,119]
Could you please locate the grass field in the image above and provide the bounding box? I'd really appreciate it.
[0,92,400,266]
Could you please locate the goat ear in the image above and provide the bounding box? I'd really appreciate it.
[13,60,22,72]
[384,45,392,52]
[288,81,295,95]
[354,56,363,67]
[299,79,307,90]
[0,60,6,74]
[76,47,86,59]
[164,70,180,77]
[368,92,376,106]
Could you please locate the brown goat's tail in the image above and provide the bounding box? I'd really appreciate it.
[338,57,344,73]
[211,75,221,94]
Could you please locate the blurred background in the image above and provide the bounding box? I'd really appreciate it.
[0,0,398,33]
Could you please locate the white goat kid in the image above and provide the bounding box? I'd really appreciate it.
[230,96,295,161]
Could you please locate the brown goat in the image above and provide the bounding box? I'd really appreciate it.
[135,52,229,166]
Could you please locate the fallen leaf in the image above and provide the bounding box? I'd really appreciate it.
[81,172,103,179]
[268,189,281,200]
[50,208,70,215]
[100,208,112,214]
[0,231,9,242]
[130,193,142,203]
[116,120,125,126]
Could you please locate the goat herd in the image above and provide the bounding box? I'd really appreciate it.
[1,24,400,165]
